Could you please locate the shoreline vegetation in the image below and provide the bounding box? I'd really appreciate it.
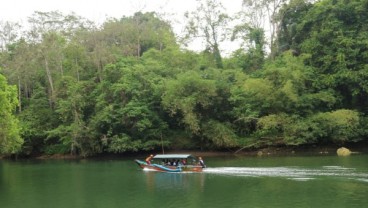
[1,0,368,157]
[2,141,367,160]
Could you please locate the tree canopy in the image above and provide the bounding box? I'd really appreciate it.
[1,0,367,157]
[0,73,22,154]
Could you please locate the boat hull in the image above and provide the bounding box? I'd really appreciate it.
[135,159,203,172]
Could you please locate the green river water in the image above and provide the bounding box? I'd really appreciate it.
[1,154,367,208]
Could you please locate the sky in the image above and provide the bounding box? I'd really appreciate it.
[0,0,244,54]
[0,0,243,22]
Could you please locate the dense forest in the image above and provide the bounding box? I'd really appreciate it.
[1,0,368,157]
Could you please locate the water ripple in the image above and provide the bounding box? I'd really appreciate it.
[203,166,368,182]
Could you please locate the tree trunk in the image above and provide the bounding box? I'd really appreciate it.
[213,44,223,69]
[75,58,80,82]
[44,57,55,106]
[17,75,21,112]
[137,38,141,57]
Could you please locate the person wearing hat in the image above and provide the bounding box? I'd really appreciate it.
[145,154,154,165]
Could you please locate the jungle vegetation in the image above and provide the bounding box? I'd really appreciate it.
[1,0,368,156]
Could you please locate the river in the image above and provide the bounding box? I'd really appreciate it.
[1,154,367,208]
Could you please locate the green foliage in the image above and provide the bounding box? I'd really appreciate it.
[202,120,238,148]
[18,85,59,155]
[253,109,360,146]
[277,0,313,53]
[313,109,360,143]
[103,134,141,153]
[88,56,170,153]
[162,71,217,133]
[184,0,229,68]
[231,52,320,117]
[50,76,94,156]
[102,134,164,153]
[0,73,23,154]
[280,0,368,111]
[231,23,266,71]
[256,114,293,145]
[283,109,360,145]
[1,3,368,156]
[102,12,177,57]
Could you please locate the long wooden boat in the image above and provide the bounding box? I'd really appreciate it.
[135,154,204,173]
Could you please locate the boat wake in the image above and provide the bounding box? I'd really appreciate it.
[203,166,368,182]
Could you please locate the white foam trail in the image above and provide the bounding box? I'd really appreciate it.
[288,177,315,181]
[203,166,368,181]
[323,166,354,170]
[355,178,368,183]
[143,168,158,172]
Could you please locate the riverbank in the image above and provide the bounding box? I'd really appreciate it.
[1,141,367,160]
[163,143,367,157]
[236,141,368,156]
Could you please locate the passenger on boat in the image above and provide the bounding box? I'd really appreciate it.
[145,154,154,165]
[198,157,206,168]
[167,160,173,166]
[178,159,185,166]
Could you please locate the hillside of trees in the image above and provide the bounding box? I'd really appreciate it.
[1,0,368,157]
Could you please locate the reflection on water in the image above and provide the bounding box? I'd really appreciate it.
[204,166,368,182]
[143,171,205,191]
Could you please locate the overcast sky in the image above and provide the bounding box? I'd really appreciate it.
[0,0,244,54]
[1,0,243,22]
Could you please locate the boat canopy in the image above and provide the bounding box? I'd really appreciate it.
[153,154,195,159]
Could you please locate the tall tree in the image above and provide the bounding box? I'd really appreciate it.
[276,0,313,54]
[184,0,230,68]
[0,21,20,52]
[38,32,66,106]
[27,11,92,42]
[278,0,368,112]
[3,39,39,112]
[18,84,59,155]
[242,0,288,58]
[48,77,90,156]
